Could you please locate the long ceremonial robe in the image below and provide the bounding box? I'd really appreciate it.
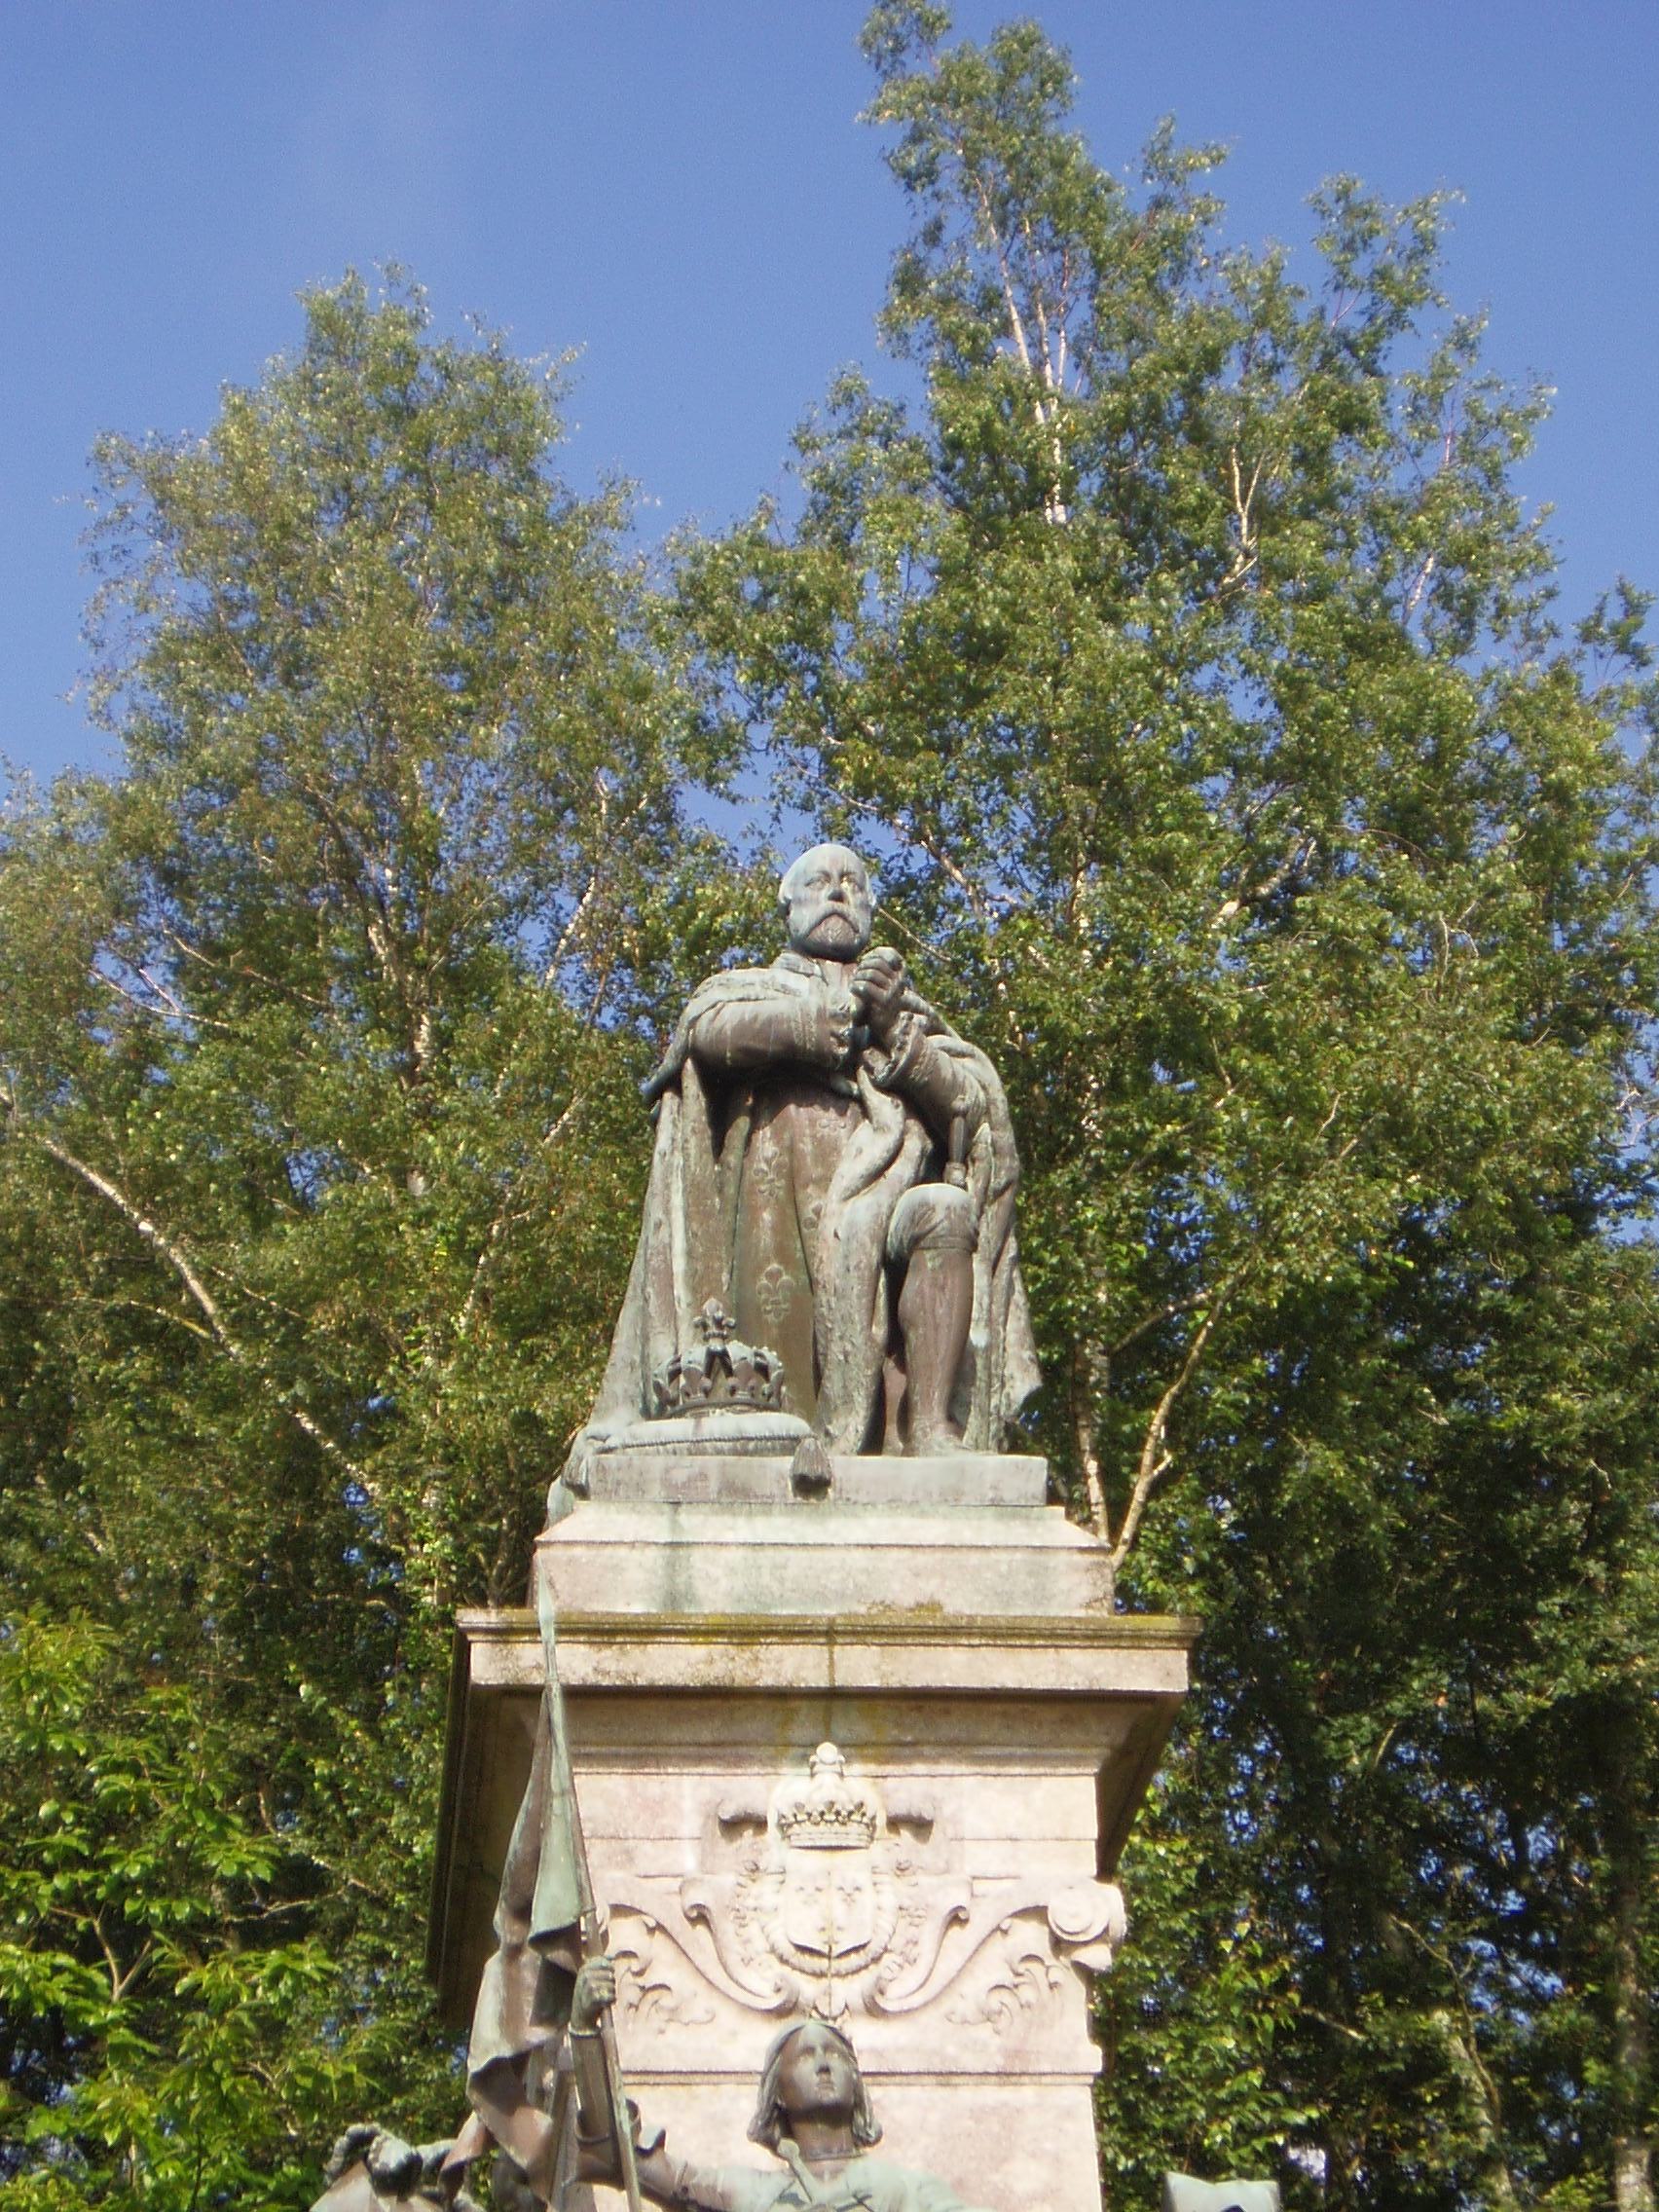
[571,950,1038,1465]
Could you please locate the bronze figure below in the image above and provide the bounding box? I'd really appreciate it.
[570,1957,993,2212]
[571,845,1038,1466]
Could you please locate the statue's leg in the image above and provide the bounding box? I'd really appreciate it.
[889,1186,976,1456]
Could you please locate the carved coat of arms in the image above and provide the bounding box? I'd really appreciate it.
[684,1744,934,2018]
[734,1745,900,2002]
[606,1741,1126,2046]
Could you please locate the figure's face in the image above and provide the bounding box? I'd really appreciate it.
[775,2023,859,2126]
[783,846,872,960]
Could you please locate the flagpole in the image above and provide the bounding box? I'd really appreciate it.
[536,1575,645,2212]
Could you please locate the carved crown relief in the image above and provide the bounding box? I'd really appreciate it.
[601,1743,1126,2055]
[682,1742,940,2019]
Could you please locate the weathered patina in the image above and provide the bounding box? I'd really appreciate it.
[571,845,1038,1474]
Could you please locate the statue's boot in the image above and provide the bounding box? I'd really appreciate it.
[899,1245,974,1455]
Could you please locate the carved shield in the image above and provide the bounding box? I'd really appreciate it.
[779,1845,879,1960]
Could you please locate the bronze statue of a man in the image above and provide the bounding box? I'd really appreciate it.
[572,844,1038,1465]
[569,1958,993,2212]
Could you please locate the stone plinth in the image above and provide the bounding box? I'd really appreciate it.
[429,1459,1197,2212]
[536,1497,1114,1619]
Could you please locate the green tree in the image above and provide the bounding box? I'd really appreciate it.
[0,274,745,2206]
[679,8,1659,2204]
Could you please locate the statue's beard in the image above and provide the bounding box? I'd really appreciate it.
[797,909,866,958]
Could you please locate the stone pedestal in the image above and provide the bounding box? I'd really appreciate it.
[429,1456,1196,2212]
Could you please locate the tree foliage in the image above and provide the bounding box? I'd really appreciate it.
[0,275,753,2205]
[678,8,1659,2205]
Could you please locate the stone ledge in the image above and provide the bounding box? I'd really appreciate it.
[458,1605,1198,1698]
[574,1447,1051,1508]
[460,1605,1200,1647]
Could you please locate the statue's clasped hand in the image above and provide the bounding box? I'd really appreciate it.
[851,946,907,1047]
[571,1952,616,2032]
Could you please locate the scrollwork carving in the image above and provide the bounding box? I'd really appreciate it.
[599,1748,1126,2045]
[607,1906,723,2031]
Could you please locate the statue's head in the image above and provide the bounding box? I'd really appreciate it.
[780,844,873,961]
[747,2018,882,2153]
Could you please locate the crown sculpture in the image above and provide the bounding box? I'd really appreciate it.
[649,1300,789,1420]
[773,1743,881,1851]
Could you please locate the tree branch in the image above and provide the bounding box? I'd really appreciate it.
[1111,1295,1224,1572]
[2,1083,371,1487]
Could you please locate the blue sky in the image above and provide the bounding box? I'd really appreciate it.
[3,1,1655,785]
